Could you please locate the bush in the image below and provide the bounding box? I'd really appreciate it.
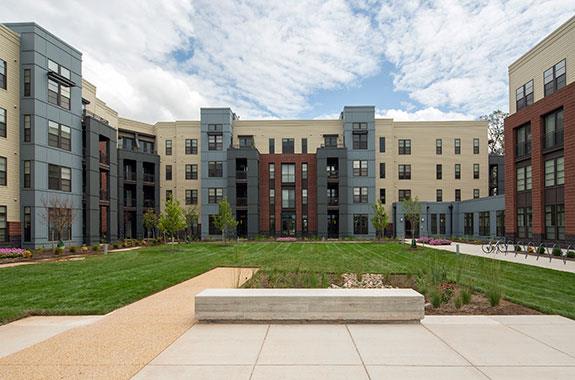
[69,246,77,253]
[552,247,562,256]
[537,246,546,255]
[430,289,442,308]
[91,244,100,252]
[567,251,575,259]
[23,250,33,258]
[112,243,121,249]
[486,286,502,307]
[514,245,522,252]
[81,245,89,253]
[460,288,472,305]
[454,296,463,309]
[54,247,65,255]
[441,287,454,303]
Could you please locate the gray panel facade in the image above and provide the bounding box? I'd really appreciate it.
[316,147,348,238]
[226,147,259,238]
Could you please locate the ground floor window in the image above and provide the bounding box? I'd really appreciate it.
[464,213,474,236]
[302,215,308,235]
[353,214,368,235]
[24,206,32,242]
[517,207,532,239]
[281,212,295,236]
[545,204,564,240]
[430,213,437,235]
[0,205,7,242]
[439,213,446,235]
[100,206,108,241]
[208,214,221,235]
[496,210,505,237]
[48,207,72,241]
[269,214,275,235]
[479,211,490,236]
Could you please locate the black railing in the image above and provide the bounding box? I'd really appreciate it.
[237,197,248,206]
[328,197,339,206]
[143,173,155,183]
[124,198,136,207]
[236,170,247,179]
[327,169,339,178]
[124,171,136,181]
[143,199,155,208]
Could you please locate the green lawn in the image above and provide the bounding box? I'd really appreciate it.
[1,242,574,324]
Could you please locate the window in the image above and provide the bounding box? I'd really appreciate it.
[0,157,5,186]
[302,189,308,205]
[398,189,411,201]
[48,121,71,151]
[24,114,31,142]
[545,204,565,240]
[517,207,533,239]
[353,187,368,203]
[455,164,461,179]
[186,164,198,180]
[269,214,275,234]
[269,163,275,180]
[464,213,474,236]
[47,79,70,110]
[473,138,480,154]
[353,122,368,130]
[379,163,386,179]
[269,138,275,154]
[208,134,223,150]
[353,214,368,235]
[24,206,31,242]
[431,214,437,235]
[379,188,386,204]
[185,139,198,154]
[23,68,31,96]
[436,189,443,202]
[208,188,223,203]
[379,137,386,152]
[545,157,564,187]
[398,139,411,155]
[353,160,368,176]
[436,164,442,180]
[544,59,566,96]
[269,189,275,206]
[165,165,172,181]
[398,164,411,180]
[166,190,173,200]
[515,123,531,158]
[439,214,446,235]
[473,189,480,199]
[496,211,505,237]
[479,211,490,236]
[209,215,221,235]
[516,80,534,110]
[0,59,5,90]
[324,135,338,147]
[239,135,254,148]
[48,164,71,191]
[544,109,564,149]
[48,207,71,241]
[185,189,198,205]
[24,160,31,188]
[516,165,532,191]
[353,132,368,149]
[455,189,461,202]
[208,161,223,177]
[302,163,308,180]
[281,164,295,183]
[0,108,5,137]
[302,215,308,234]
[282,189,295,208]
[436,139,442,155]
[473,164,480,179]
[454,138,461,154]
[165,140,172,155]
[0,206,8,243]
[301,138,307,154]
[282,138,294,154]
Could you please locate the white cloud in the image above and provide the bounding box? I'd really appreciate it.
[376,107,473,121]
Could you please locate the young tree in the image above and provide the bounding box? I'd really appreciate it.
[401,196,421,248]
[143,209,159,238]
[371,200,389,240]
[184,207,199,240]
[214,198,237,243]
[480,110,508,155]
[158,198,187,244]
[40,196,77,248]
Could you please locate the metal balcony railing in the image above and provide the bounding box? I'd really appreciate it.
[236,197,247,206]
[143,173,155,183]
[327,169,339,178]
[236,170,247,179]
[328,197,339,206]
[124,171,136,181]
[143,199,155,208]
[124,198,136,207]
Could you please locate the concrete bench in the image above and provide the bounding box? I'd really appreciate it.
[195,288,424,323]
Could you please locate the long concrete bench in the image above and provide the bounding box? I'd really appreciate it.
[195,288,424,323]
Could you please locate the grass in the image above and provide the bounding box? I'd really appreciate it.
[1,242,574,324]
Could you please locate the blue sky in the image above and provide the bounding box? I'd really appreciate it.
[3,0,575,122]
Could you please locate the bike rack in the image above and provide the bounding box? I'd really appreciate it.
[565,244,572,264]
[536,243,547,261]
[498,239,509,255]
[526,241,535,259]
[550,243,559,263]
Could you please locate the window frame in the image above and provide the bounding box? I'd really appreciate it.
[398,164,411,180]
[353,187,368,203]
[544,59,566,97]
[353,160,368,177]
[516,79,534,110]
[398,139,411,155]
[454,138,461,154]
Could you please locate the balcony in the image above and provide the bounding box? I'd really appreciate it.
[143,173,155,183]
[328,197,339,206]
[236,197,247,207]
[124,171,136,182]
[99,151,109,166]
[327,169,338,179]
[544,128,564,150]
[124,198,136,208]
[236,170,247,180]
[143,199,155,208]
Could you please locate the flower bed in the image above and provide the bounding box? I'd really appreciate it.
[0,248,26,259]
[276,237,297,242]
[416,237,452,246]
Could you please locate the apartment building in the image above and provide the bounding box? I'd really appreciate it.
[0,21,489,245]
[505,16,575,243]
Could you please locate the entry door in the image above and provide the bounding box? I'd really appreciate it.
[327,213,339,238]
[281,213,296,237]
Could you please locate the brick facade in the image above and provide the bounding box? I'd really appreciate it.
[504,81,575,241]
[259,154,317,236]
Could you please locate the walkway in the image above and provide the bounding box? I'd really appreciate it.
[134,315,575,379]
[413,241,575,273]
[0,267,257,379]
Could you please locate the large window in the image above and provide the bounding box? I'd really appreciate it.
[301,138,307,154]
[464,213,474,236]
[545,204,565,240]
[379,137,385,152]
[48,121,71,151]
[398,164,411,180]
[48,164,71,192]
[353,160,368,176]
[439,214,446,235]
[165,165,172,181]
[353,187,368,203]
[545,157,564,187]
[398,189,411,201]
[398,139,411,155]
[352,131,368,149]
[0,59,5,90]
[239,135,254,148]
[47,78,71,110]
[282,189,295,208]
[0,206,6,242]
[473,138,480,154]
[208,215,221,235]
[436,164,442,180]
[24,114,31,142]
[186,164,198,180]
[324,135,338,147]
[454,138,461,154]
[208,161,223,177]
[23,68,31,96]
[0,107,5,137]
[516,165,532,191]
[544,109,564,149]
[185,139,198,154]
[544,59,566,96]
[515,123,531,158]
[24,160,31,188]
[282,138,294,154]
[353,214,368,235]
[379,163,385,179]
[516,80,534,110]
[281,164,295,183]
[208,188,223,203]
[517,207,533,239]
[473,164,480,179]
[269,138,275,154]
[48,207,72,241]
[24,206,31,242]
[496,211,505,237]
[208,134,223,150]
[431,214,437,235]
[479,211,490,236]
[455,164,461,179]
[165,140,172,155]
[185,189,198,205]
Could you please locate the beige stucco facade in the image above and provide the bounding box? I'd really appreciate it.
[0,25,21,223]
[508,16,575,114]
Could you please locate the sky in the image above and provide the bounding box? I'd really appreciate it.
[2,0,574,122]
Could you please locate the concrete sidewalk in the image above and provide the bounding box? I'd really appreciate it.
[413,240,575,273]
[134,315,575,380]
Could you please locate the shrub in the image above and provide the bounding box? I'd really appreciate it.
[112,243,121,249]
[567,251,575,259]
[514,245,522,252]
[54,247,64,255]
[552,247,562,256]
[486,286,502,307]
[91,244,100,252]
[460,288,472,305]
[0,248,26,259]
[81,245,89,253]
[537,246,546,255]
[34,248,44,256]
[23,250,33,258]
[454,296,463,309]
[69,246,77,253]
[441,287,454,303]
[430,289,442,308]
